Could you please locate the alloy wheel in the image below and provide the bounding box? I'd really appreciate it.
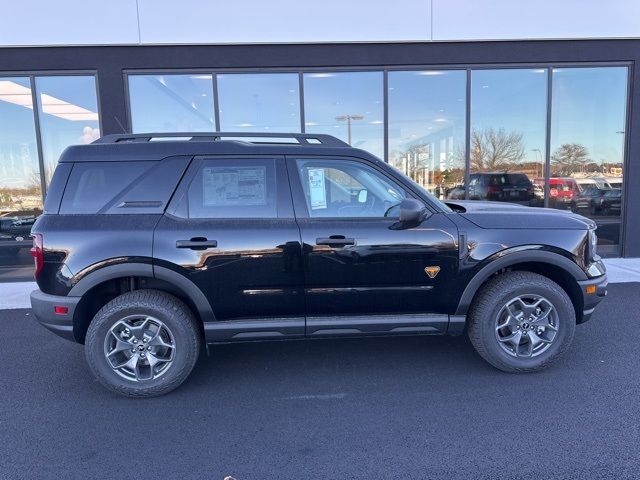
[494,295,559,358]
[103,315,176,381]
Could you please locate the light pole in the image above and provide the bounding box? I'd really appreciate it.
[335,114,364,145]
[532,149,542,178]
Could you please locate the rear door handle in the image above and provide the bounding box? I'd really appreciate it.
[176,238,218,250]
[316,236,355,247]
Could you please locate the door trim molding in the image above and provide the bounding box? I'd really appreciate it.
[204,317,305,342]
[306,314,449,336]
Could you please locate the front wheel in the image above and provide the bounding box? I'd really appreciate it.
[85,290,201,397]
[467,271,575,373]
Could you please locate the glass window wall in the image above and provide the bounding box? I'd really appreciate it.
[128,74,215,134]
[468,69,547,206]
[388,70,466,200]
[550,67,628,255]
[121,65,632,257]
[303,72,384,159]
[217,73,300,132]
[35,76,100,184]
[0,74,101,280]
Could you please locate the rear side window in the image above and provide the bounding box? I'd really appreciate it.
[186,159,277,218]
[60,162,151,214]
[505,174,531,186]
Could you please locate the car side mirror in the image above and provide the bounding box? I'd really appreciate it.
[393,198,429,229]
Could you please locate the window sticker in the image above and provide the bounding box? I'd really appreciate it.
[308,168,327,210]
[203,166,267,206]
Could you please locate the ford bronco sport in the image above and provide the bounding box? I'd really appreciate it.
[30,133,608,397]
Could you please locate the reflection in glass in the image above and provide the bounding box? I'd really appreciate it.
[388,70,466,198]
[551,67,628,255]
[303,72,384,158]
[0,77,42,277]
[468,69,547,205]
[36,76,101,184]
[217,73,300,132]
[128,74,215,134]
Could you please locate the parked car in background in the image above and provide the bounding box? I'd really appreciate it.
[0,215,37,255]
[600,188,622,216]
[532,177,580,209]
[575,177,609,192]
[467,172,534,203]
[446,184,465,200]
[571,185,611,215]
[604,177,623,190]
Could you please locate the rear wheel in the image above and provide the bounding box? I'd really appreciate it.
[467,271,575,373]
[85,290,201,397]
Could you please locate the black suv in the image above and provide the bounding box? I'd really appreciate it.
[452,172,535,204]
[30,133,608,397]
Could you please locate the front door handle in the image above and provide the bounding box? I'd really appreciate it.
[316,235,355,247]
[176,237,218,250]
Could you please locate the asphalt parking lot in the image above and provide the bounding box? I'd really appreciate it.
[1,283,639,480]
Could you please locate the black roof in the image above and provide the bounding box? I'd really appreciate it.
[59,132,363,163]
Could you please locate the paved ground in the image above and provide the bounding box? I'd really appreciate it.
[1,284,639,480]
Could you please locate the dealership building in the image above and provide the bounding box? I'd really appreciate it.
[1,0,640,283]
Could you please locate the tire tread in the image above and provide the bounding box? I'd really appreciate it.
[85,289,201,398]
[467,271,575,373]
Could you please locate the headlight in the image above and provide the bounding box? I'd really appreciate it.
[588,229,598,261]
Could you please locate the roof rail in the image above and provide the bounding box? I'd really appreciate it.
[93,132,350,147]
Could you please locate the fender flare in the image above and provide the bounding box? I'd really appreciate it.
[455,249,587,316]
[68,262,216,324]
[69,263,153,296]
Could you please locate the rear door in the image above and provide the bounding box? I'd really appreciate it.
[153,156,305,336]
[287,156,459,326]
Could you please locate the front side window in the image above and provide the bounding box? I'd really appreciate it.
[187,159,277,219]
[295,159,407,218]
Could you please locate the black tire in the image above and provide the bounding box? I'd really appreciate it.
[85,289,201,398]
[467,271,575,373]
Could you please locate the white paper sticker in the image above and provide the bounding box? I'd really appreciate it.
[203,166,266,206]
[308,168,327,210]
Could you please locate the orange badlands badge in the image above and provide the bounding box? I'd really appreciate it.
[424,266,440,278]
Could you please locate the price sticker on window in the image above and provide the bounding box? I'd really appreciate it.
[308,168,327,210]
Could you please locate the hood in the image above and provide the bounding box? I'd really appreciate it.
[445,200,595,230]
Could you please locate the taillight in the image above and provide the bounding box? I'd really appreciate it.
[487,186,499,195]
[30,233,43,279]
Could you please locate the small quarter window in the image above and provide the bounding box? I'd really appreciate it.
[60,162,151,214]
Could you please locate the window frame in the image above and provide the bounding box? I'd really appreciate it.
[166,155,293,220]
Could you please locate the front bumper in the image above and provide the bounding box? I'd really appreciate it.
[577,274,608,324]
[30,290,80,342]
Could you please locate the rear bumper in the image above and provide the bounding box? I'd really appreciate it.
[30,290,80,342]
[577,274,608,324]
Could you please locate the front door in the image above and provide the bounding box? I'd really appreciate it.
[287,156,459,328]
[153,156,305,339]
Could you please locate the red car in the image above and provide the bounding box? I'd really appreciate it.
[533,177,580,209]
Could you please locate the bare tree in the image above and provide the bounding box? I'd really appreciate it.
[551,143,589,175]
[469,128,525,171]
